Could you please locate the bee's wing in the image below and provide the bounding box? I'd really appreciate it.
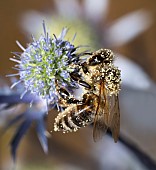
[93,111,108,142]
[93,81,109,142]
[109,95,120,143]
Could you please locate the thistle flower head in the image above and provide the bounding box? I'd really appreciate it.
[9,22,85,104]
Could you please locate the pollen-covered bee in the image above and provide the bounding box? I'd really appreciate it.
[54,49,121,142]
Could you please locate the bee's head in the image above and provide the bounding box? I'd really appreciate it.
[88,49,114,66]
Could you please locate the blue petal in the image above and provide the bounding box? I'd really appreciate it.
[0,103,16,111]
[0,94,20,103]
[36,118,48,154]
[11,120,32,161]
[0,94,41,104]
[2,113,24,133]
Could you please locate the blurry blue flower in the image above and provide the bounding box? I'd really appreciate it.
[4,20,89,161]
[0,79,48,161]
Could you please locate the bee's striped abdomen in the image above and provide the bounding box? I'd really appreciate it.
[54,104,95,133]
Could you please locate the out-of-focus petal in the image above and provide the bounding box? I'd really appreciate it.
[121,86,156,131]
[93,137,147,170]
[54,0,81,18]
[20,11,48,36]
[104,10,152,47]
[115,54,156,162]
[2,113,24,132]
[24,105,47,121]
[0,103,24,127]
[120,85,156,161]
[114,54,153,90]
[0,77,11,94]
[3,106,47,160]
[11,120,32,161]
[36,119,48,154]
[0,94,41,104]
[83,0,109,22]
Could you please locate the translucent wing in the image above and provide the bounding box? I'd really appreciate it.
[109,94,120,142]
[93,110,108,142]
[93,81,109,142]
[93,81,120,142]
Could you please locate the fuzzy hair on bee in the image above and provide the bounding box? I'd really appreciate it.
[54,49,121,143]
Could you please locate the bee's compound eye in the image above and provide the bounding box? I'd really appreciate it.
[88,55,102,66]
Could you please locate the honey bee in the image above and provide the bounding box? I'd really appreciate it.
[54,49,121,142]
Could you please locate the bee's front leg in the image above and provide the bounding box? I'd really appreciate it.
[57,86,84,105]
[70,66,91,90]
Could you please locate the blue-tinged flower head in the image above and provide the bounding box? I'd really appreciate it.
[9,21,85,105]
[5,22,89,160]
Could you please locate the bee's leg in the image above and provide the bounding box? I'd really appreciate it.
[79,80,91,89]
[58,87,70,101]
[80,62,89,74]
[58,87,84,105]
[66,98,83,104]
[55,79,85,106]
[70,69,91,90]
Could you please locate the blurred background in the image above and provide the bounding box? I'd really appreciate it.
[0,0,156,170]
